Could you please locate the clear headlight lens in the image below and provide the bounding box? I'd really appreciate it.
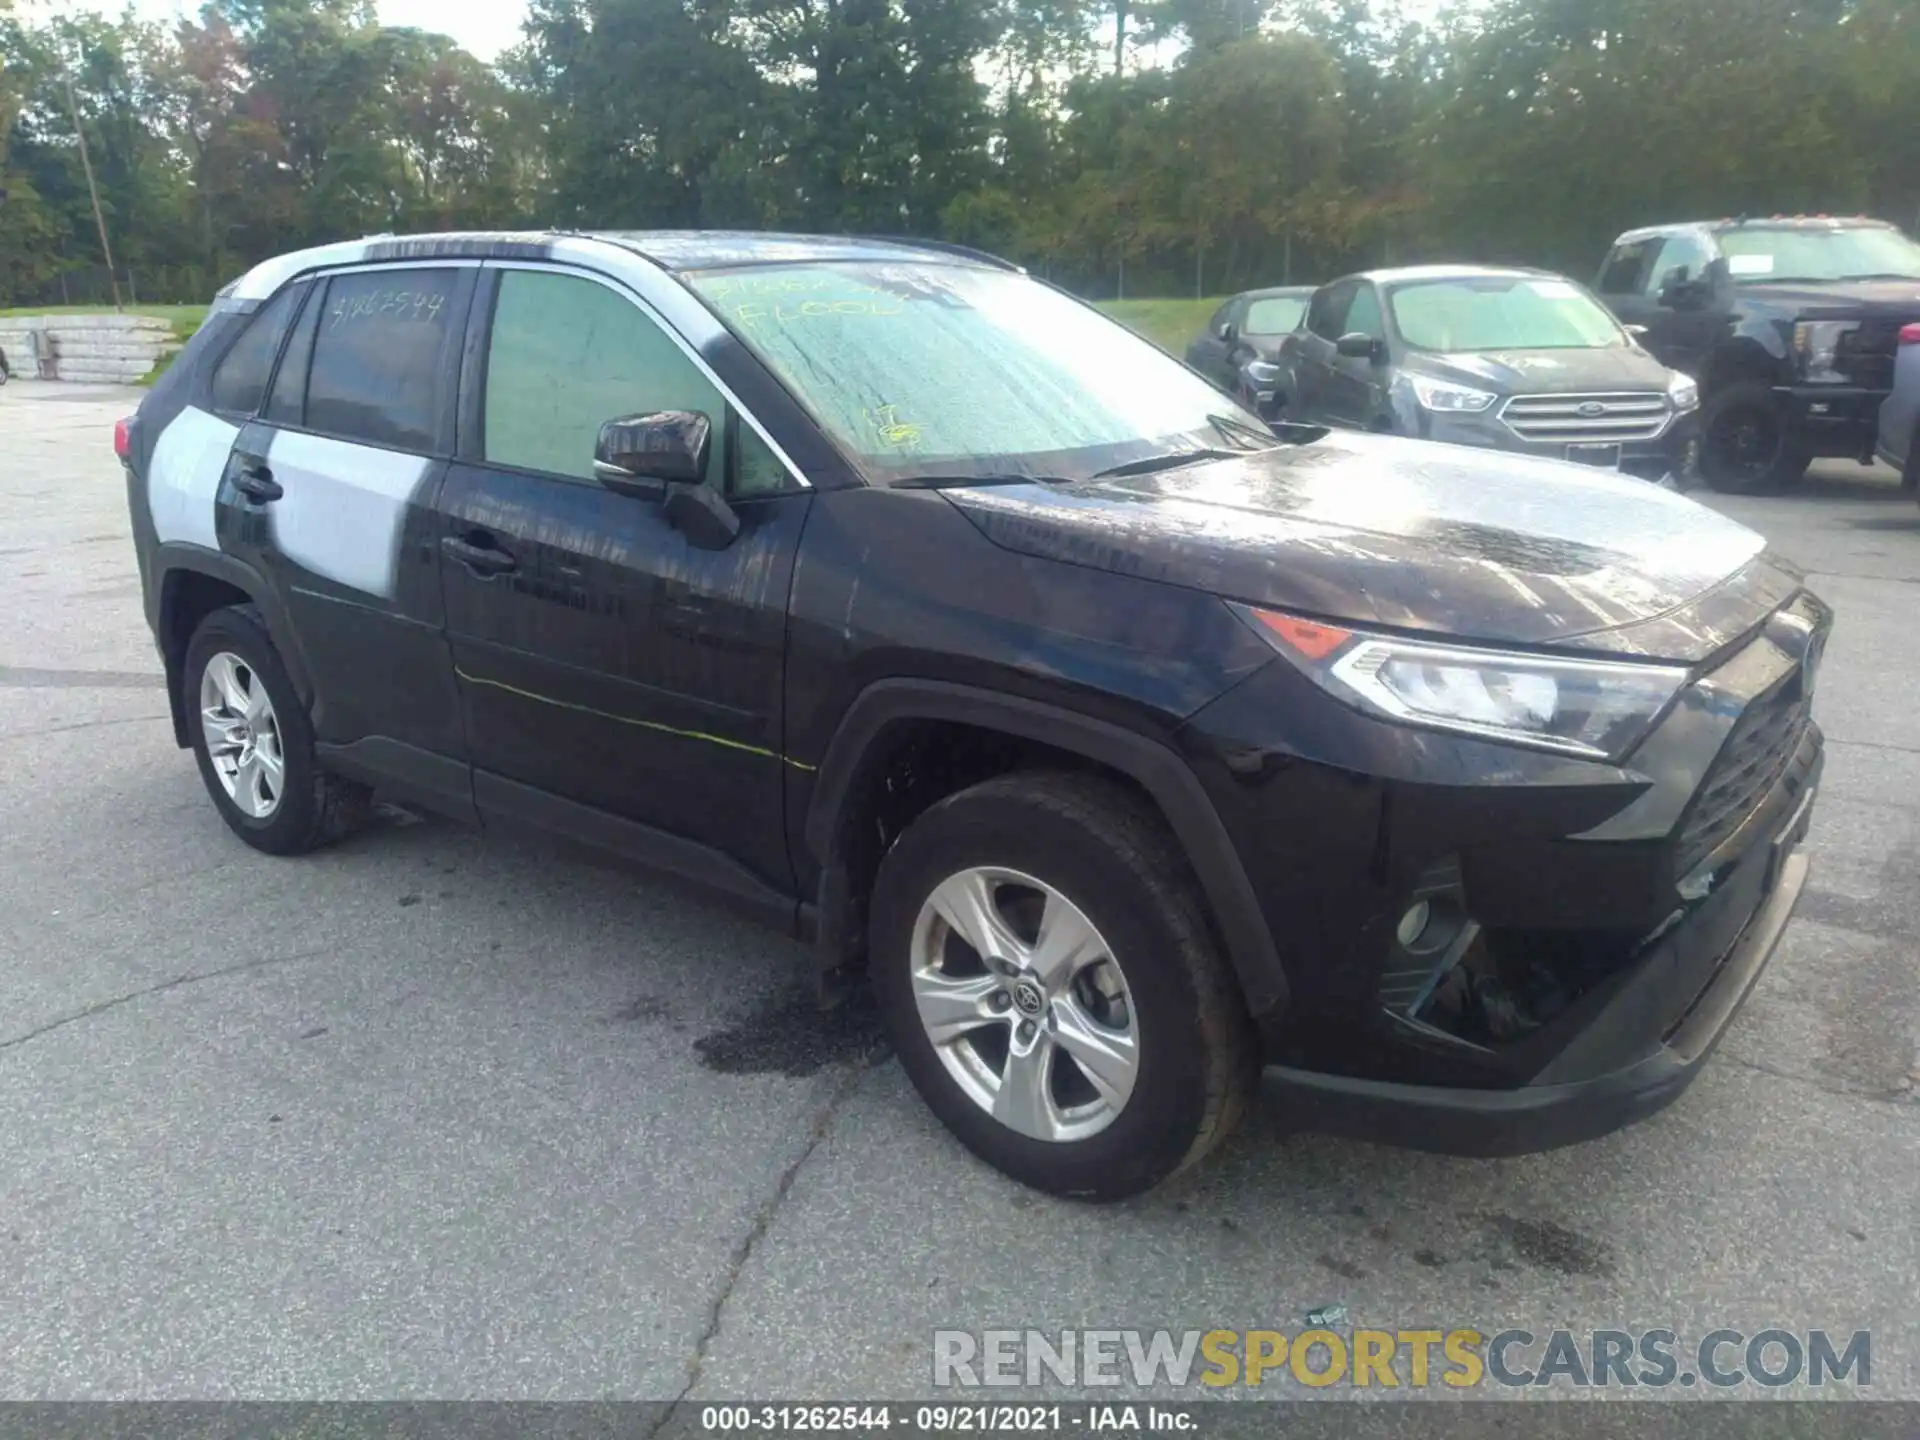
[1243,359,1281,384]
[1792,320,1858,383]
[1234,606,1690,760]
[1667,372,1699,411]
[1407,375,1498,413]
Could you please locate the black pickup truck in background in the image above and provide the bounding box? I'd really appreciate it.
[1596,217,1920,493]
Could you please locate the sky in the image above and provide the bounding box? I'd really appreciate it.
[104,0,532,60]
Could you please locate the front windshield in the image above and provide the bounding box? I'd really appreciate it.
[1244,295,1306,335]
[689,262,1271,483]
[1718,225,1920,283]
[1389,276,1627,352]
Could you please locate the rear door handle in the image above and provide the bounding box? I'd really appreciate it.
[441,534,517,576]
[233,463,282,503]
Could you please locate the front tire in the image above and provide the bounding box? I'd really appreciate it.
[1700,381,1810,494]
[870,773,1256,1200]
[184,605,370,855]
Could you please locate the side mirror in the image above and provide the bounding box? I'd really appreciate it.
[1658,266,1707,310]
[1218,321,1237,343]
[1335,331,1383,362]
[594,410,712,501]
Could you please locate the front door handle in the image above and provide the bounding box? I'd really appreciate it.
[441,534,517,576]
[233,463,282,503]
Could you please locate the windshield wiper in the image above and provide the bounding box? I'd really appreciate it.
[1206,412,1284,451]
[893,473,1067,490]
[1836,273,1920,282]
[1091,448,1244,481]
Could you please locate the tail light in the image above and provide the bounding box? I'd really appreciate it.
[113,416,132,460]
[1899,324,1920,347]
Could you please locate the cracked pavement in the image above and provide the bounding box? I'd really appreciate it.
[0,381,1913,1401]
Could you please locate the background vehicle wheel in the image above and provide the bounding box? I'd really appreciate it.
[869,772,1256,1200]
[184,605,371,855]
[1699,381,1810,494]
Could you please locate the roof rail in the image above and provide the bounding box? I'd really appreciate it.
[849,234,1024,272]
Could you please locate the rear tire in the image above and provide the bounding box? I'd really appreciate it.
[1700,381,1810,494]
[869,772,1256,1200]
[184,605,371,855]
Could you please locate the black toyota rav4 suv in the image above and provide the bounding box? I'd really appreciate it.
[120,231,1827,1199]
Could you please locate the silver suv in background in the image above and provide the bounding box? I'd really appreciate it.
[1877,321,1920,496]
[1277,265,1700,485]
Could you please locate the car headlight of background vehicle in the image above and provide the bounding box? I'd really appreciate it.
[1243,359,1281,384]
[1793,320,1859,384]
[1404,375,1498,413]
[1233,605,1690,760]
[1667,371,1700,411]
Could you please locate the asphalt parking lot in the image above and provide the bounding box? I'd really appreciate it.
[0,380,1914,1405]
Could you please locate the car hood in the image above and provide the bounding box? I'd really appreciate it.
[943,432,1800,662]
[1406,346,1676,394]
[1736,277,1920,319]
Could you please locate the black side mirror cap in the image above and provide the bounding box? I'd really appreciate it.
[1335,331,1383,361]
[594,410,711,500]
[1219,322,1237,343]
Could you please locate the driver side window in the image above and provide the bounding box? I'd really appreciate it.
[1307,283,1353,340]
[1344,284,1384,339]
[483,269,728,488]
[1644,235,1711,297]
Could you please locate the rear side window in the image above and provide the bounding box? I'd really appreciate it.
[482,268,725,487]
[305,268,463,451]
[208,285,299,417]
[263,285,322,427]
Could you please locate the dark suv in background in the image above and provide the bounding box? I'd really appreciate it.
[1597,216,1920,493]
[120,230,1824,1200]
[1276,265,1698,483]
[1184,285,1313,417]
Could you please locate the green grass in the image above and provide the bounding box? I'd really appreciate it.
[0,303,207,385]
[1,302,207,330]
[1096,297,1225,355]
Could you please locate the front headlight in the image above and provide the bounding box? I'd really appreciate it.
[1234,606,1690,760]
[1244,359,1281,384]
[1667,372,1699,411]
[1792,320,1859,383]
[1407,375,1498,413]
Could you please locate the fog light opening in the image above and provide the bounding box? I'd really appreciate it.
[1395,898,1463,957]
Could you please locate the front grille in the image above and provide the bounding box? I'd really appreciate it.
[1499,392,1672,444]
[1836,319,1905,391]
[1672,677,1809,879]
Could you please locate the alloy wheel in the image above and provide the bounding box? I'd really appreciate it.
[199,651,285,819]
[909,866,1140,1143]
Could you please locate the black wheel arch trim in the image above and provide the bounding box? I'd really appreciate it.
[804,677,1290,1020]
[154,543,315,748]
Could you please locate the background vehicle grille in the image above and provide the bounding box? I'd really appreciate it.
[1673,677,1810,879]
[1499,392,1671,444]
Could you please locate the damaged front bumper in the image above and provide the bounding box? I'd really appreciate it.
[1261,763,1816,1156]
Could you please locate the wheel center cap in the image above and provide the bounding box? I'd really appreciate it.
[1011,978,1045,1017]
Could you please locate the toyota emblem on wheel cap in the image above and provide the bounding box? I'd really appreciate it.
[1011,979,1045,1016]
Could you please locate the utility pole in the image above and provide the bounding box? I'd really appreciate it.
[62,69,121,311]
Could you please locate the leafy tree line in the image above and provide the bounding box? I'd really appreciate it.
[1,0,1914,307]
